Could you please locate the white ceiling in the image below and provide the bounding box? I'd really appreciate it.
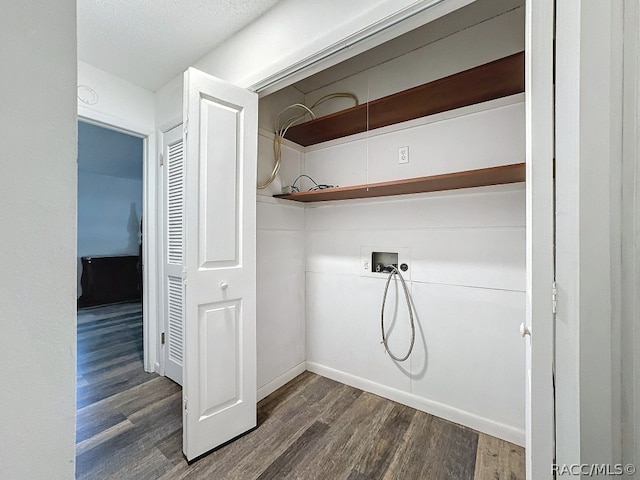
[77,0,282,91]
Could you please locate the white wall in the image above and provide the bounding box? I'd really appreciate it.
[304,98,524,186]
[305,190,525,441]
[257,85,306,197]
[78,59,159,372]
[0,1,77,478]
[255,87,307,395]
[193,0,475,89]
[77,172,143,296]
[256,198,306,399]
[305,7,524,115]
[303,102,526,444]
[155,74,183,131]
[78,61,155,134]
[154,0,476,131]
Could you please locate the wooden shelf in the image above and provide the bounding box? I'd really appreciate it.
[284,52,525,147]
[276,53,525,203]
[275,163,525,202]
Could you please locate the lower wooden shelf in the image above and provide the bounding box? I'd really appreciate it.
[274,163,525,202]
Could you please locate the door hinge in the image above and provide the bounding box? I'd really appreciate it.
[183,397,188,412]
[183,266,188,285]
[183,119,189,136]
[161,332,166,345]
[552,281,558,315]
[159,152,164,166]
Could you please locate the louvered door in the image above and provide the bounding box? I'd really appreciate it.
[163,124,185,386]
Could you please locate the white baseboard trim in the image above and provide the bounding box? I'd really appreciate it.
[306,361,525,447]
[257,362,307,401]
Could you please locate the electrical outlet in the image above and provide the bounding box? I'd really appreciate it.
[398,146,409,164]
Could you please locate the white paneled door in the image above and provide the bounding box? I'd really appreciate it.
[182,68,258,461]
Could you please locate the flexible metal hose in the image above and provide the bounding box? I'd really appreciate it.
[380,265,415,362]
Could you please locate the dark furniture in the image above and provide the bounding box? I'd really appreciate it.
[78,255,141,307]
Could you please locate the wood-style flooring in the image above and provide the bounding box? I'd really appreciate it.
[76,302,525,480]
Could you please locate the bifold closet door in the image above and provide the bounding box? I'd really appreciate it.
[182,67,258,462]
[163,124,185,386]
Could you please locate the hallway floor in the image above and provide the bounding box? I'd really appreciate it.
[76,302,524,479]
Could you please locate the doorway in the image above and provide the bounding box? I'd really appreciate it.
[75,120,164,475]
[76,120,145,400]
[77,121,144,307]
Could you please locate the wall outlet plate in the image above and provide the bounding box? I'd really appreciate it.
[360,246,411,280]
[398,146,409,164]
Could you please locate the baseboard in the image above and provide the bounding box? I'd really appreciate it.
[257,362,307,401]
[306,361,525,447]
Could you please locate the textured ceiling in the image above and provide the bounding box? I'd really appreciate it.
[78,0,281,91]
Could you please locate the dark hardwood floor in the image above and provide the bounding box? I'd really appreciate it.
[76,302,524,480]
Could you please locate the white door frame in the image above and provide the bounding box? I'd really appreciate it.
[554,0,623,468]
[523,0,555,477]
[77,113,159,374]
[622,0,640,469]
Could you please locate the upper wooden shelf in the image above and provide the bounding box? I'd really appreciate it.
[283,52,525,147]
[275,163,525,202]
